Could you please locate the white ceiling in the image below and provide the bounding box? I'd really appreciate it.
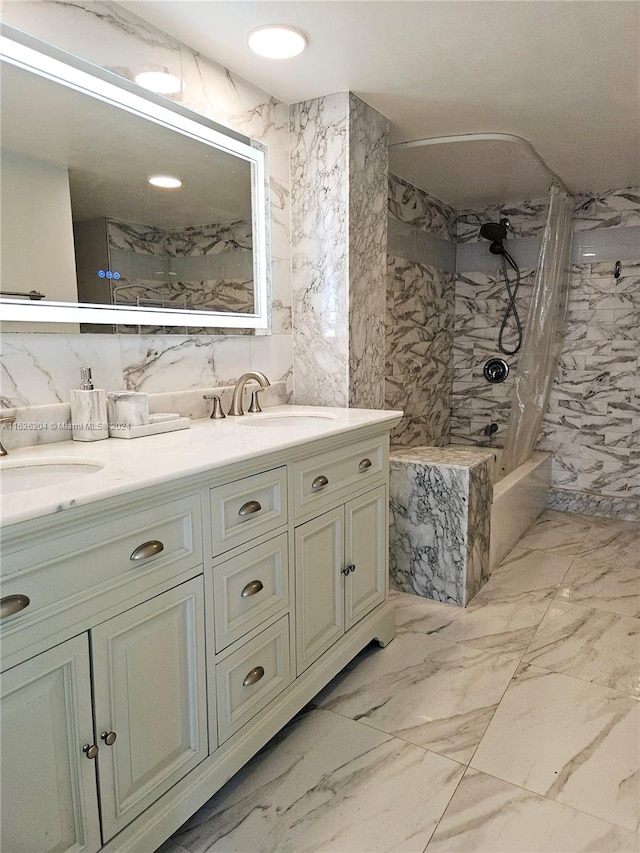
[119,0,640,207]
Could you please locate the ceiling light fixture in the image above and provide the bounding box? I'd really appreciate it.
[134,70,181,94]
[247,25,307,59]
[148,175,182,188]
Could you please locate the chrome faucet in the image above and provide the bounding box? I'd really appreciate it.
[0,413,16,456]
[228,372,270,416]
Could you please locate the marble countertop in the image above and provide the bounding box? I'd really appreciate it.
[0,406,402,527]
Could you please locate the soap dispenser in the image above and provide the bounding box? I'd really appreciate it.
[69,367,108,441]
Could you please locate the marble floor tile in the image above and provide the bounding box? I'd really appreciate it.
[314,632,518,763]
[523,601,640,697]
[471,664,640,832]
[391,589,463,634]
[169,707,465,853]
[557,557,640,618]
[489,545,575,593]
[579,519,640,571]
[437,582,556,658]
[516,510,594,554]
[426,768,640,853]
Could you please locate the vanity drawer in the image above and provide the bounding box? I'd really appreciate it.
[216,615,291,744]
[210,466,287,556]
[0,494,202,643]
[293,437,386,518]
[214,533,289,652]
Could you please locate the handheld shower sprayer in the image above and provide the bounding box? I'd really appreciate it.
[479,219,522,355]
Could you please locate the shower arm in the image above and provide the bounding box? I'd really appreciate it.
[389,132,569,194]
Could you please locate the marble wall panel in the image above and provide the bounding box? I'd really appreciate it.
[388,174,457,242]
[0,1,293,423]
[348,95,389,409]
[290,93,349,406]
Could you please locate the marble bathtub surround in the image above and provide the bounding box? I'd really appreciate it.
[389,446,492,606]
[160,509,640,851]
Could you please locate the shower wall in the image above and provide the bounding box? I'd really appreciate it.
[451,187,640,504]
[386,174,456,446]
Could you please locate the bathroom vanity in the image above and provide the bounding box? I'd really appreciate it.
[0,406,401,853]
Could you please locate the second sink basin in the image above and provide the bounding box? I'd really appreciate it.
[239,412,337,428]
[0,458,105,494]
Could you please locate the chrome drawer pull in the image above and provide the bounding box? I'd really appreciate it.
[0,594,30,619]
[358,458,372,472]
[130,540,164,561]
[241,579,264,598]
[83,744,99,760]
[101,731,117,746]
[239,500,262,517]
[242,666,265,687]
[311,475,329,491]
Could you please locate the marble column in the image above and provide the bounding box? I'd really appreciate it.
[290,93,388,407]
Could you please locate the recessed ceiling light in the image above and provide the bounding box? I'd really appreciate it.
[247,25,308,59]
[135,70,181,94]
[148,176,182,189]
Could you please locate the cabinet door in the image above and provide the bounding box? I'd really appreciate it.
[294,506,344,674]
[91,577,207,841]
[0,635,101,853]
[345,486,387,631]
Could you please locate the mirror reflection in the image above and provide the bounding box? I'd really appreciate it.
[0,32,268,333]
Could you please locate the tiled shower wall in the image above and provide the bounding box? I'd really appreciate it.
[386,174,456,447]
[386,178,639,504]
[451,188,640,502]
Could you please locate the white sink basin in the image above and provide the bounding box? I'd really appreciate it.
[239,412,337,428]
[0,458,105,494]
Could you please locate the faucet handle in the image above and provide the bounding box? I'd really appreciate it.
[248,389,263,414]
[203,394,225,419]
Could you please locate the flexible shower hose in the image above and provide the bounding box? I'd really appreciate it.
[498,252,523,355]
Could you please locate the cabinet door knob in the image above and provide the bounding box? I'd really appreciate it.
[242,666,265,687]
[101,731,117,746]
[0,594,30,620]
[83,744,99,760]
[239,500,262,517]
[342,564,356,575]
[358,458,372,472]
[311,475,329,491]
[241,579,264,598]
[130,540,164,561]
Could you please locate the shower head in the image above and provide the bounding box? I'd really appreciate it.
[479,221,507,242]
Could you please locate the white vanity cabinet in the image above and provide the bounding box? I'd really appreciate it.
[295,485,387,674]
[0,415,398,853]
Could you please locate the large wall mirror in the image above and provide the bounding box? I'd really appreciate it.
[0,26,270,334]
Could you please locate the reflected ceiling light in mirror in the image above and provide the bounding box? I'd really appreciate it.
[247,25,307,59]
[148,175,182,188]
[134,69,181,94]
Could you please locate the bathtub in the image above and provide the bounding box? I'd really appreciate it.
[449,445,552,569]
[488,449,552,568]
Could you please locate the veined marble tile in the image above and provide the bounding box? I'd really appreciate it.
[489,545,574,593]
[169,707,465,853]
[388,173,457,242]
[523,600,640,697]
[0,334,123,406]
[470,664,640,832]
[557,557,640,618]
[435,582,556,658]
[516,510,594,554]
[314,632,518,764]
[426,768,640,853]
[579,518,640,570]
